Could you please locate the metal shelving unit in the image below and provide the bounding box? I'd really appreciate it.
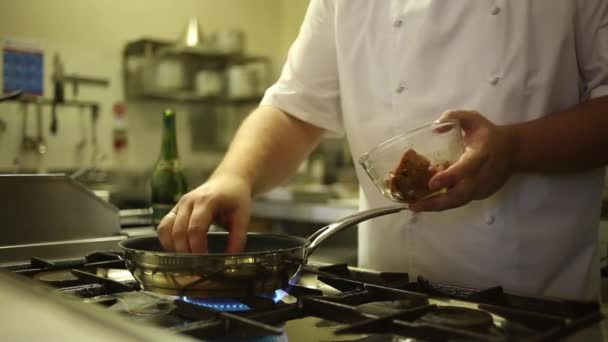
[122,38,271,105]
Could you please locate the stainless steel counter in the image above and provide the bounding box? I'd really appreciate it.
[119,199,359,227]
[251,199,358,224]
[250,199,359,266]
[0,270,196,342]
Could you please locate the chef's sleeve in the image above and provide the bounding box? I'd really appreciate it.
[260,0,343,136]
[576,0,608,101]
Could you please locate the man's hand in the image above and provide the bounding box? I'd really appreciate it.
[410,110,516,212]
[157,175,252,253]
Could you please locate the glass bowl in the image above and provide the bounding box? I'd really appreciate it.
[359,120,464,204]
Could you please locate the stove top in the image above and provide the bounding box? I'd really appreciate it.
[2,252,604,341]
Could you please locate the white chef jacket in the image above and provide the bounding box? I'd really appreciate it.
[261,0,608,300]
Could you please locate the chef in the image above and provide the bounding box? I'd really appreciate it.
[158,1,608,301]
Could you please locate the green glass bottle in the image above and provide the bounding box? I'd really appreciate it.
[150,109,188,226]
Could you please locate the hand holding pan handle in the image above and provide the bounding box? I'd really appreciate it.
[306,205,408,256]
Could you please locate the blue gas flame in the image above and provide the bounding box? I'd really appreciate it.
[262,289,289,303]
[180,297,251,312]
[180,289,291,312]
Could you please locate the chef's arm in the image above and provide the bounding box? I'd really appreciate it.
[510,95,608,173]
[211,105,325,195]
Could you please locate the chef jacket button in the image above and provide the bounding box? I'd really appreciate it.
[396,83,406,93]
[393,18,404,28]
[489,76,500,85]
[485,215,496,225]
[491,6,501,15]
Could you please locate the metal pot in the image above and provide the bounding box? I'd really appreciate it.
[119,205,407,297]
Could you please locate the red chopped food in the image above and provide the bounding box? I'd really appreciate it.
[386,149,451,203]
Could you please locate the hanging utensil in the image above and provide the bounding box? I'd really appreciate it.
[20,102,37,151]
[50,97,60,135]
[16,102,37,172]
[90,104,103,168]
[35,102,46,154]
[119,205,408,297]
[71,104,103,180]
[50,54,65,135]
[35,102,47,173]
[74,105,87,165]
[0,90,24,102]
[0,91,19,136]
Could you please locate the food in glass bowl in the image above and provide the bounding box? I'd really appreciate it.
[386,149,451,203]
[359,120,464,204]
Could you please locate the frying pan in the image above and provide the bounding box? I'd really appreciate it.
[119,205,407,297]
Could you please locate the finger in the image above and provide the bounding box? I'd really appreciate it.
[429,148,486,190]
[226,209,250,253]
[172,201,193,253]
[187,205,214,253]
[431,120,459,134]
[437,109,482,131]
[410,178,475,212]
[157,210,177,252]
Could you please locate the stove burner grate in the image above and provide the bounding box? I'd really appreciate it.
[420,306,494,329]
[7,255,602,341]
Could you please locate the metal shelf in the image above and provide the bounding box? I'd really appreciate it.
[123,38,268,63]
[1,87,103,110]
[126,90,262,105]
[122,38,271,105]
[3,95,99,109]
[124,38,230,59]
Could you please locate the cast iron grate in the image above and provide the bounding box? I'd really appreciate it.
[5,255,602,341]
[173,265,602,341]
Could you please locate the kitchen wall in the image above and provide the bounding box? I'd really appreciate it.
[279,0,310,69]
[0,0,309,182]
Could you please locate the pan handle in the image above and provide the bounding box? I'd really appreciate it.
[306,205,408,256]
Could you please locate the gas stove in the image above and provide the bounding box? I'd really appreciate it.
[1,251,605,341]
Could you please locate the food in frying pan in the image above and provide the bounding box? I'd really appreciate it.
[386,149,451,203]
